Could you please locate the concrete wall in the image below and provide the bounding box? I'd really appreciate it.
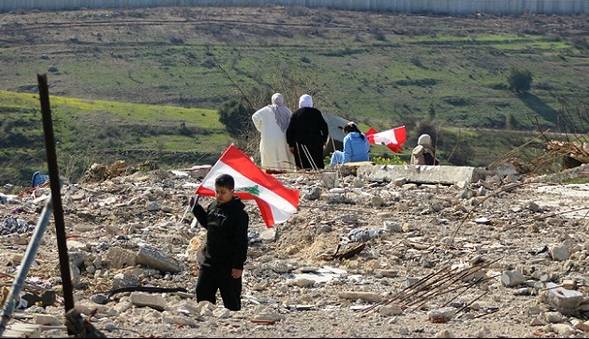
[0,0,587,15]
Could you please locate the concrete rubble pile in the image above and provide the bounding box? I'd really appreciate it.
[0,163,588,337]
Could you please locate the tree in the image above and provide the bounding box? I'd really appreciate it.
[218,100,255,138]
[507,67,533,94]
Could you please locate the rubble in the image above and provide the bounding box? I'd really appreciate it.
[130,292,167,311]
[136,245,181,273]
[428,307,455,323]
[543,283,584,315]
[0,164,588,337]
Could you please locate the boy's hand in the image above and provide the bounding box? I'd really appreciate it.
[231,268,243,279]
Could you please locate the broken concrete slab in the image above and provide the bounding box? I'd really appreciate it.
[130,292,167,311]
[358,164,485,186]
[544,282,584,315]
[104,247,137,269]
[136,245,181,273]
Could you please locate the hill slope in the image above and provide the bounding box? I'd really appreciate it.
[0,90,229,185]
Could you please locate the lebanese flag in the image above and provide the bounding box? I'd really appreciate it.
[366,126,407,153]
[196,144,299,228]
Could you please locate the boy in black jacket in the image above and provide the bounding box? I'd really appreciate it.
[191,174,249,311]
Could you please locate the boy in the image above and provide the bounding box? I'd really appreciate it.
[191,174,249,311]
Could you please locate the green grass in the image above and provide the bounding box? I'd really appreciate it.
[0,91,230,185]
[0,8,587,184]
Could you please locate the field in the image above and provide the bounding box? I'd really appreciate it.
[0,90,229,184]
[0,6,588,184]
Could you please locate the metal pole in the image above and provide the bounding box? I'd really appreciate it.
[37,74,75,314]
[0,199,52,336]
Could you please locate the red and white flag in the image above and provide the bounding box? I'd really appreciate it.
[196,144,299,228]
[366,126,407,153]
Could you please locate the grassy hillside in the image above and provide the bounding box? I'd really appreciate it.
[0,90,230,185]
[0,7,587,132]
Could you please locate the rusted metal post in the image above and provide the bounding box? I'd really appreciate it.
[37,74,75,314]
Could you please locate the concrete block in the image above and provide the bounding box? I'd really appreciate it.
[358,164,485,186]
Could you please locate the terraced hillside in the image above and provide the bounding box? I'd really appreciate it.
[0,90,229,185]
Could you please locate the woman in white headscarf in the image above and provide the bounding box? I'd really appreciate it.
[252,93,296,171]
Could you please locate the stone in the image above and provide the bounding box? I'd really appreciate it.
[34,314,61,326]
[196,301,215,317]
[428,307,455,323]
[402,183,418,190]
[288,278,315,288]
[91,294,109,305]
[303,187,322,201]
[545,282,584,315]
[530,315,546,326]
[104,247,137,269]
[147,201,160,211]
[544,311,565,323]
[573,320,589,333]
[561,279,577,290]
[130,292,167,311]
[358,164,484,186]
[370,195,385,207]
[259,229,276,242]
[376,269,398,278]
[501,270,525,287]
[435,330,453,338]
[393,178,407,187]
[379,304,403,316]
[549,324,576,336]
[339,291,384,303]
[383,221,402,233]
[526,201,543,213]
[213,308,232,319]
[112,272,140,290]
[252,310,284,323]
[163,312,200,327]
[136,246,181,273]
[475,217,491,225]
[475,327,492,338]
[550,245,570,261]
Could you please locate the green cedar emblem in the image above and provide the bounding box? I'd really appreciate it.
[239,185,260,196]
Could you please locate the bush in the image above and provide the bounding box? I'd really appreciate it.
[507,67,533,94]
[218,100,255,138]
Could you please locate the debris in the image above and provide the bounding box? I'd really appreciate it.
[136,245,181,273]
[130,292,167,311]
[501,270,526,288]
[428,307,455,323]
[104,247,137,269]
[549,245,571,262]
[339,291,384,303]
[543,282,584,315]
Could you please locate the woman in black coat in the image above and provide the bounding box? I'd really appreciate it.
[286,94,329,170]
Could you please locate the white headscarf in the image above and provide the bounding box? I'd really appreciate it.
[298,94,313,109]
[270,93,291,133]
[418,134,432,147]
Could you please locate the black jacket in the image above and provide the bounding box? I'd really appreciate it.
[286,107,329,147]
[192,198,249,269]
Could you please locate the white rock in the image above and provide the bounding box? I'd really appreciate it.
[428,307,455,323]
[501,270,525,287]
[550,245,570,261]
[130,292,167,311]
[34,314,60,326]
[379,304,403,316]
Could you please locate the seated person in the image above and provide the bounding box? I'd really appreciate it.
[330,122,370,166]
[411,134,439,165]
